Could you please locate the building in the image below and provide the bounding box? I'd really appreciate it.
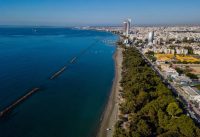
[190,95,200,109]
[123,39,129,45]
[124,19,131,37]
[175,47,189,55]
[148,31,154,45]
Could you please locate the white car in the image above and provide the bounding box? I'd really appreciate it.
[106,128,111,131]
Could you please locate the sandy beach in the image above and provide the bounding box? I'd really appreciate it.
[97,46,123,137]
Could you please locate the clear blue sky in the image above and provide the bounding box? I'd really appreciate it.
[0,0,200,26]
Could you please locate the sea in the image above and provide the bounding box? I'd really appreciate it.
[0,27,117,137]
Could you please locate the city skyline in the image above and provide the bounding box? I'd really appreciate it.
[0,0,200,26]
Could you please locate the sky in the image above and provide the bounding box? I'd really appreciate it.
[0,0,200,26]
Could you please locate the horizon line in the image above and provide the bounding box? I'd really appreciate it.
[0,23,200,28]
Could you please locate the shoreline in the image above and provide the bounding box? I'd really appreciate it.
[97,46,123,137]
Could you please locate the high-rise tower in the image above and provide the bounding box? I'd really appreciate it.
[148,31,154,44]
[124,19,131,37]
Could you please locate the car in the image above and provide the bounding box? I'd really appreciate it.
[106,128,111,131]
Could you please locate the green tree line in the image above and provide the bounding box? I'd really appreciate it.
[114,46,200,137]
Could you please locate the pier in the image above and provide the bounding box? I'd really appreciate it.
[0,88,40,118]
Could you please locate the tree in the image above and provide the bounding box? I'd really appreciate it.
[184,46,194,54]
[158,131,180,137]
[113,121,128,137]
[175,67,184,75]
[182,37,188,43]
[146,51,154,56]
[137,119,152,136]
[167,102,182,117]
[114,46,200,137]
[186,73,198,80]
[178,115,196,137]
[158,109,170,129]
[136,91,149,110]
[167,115,197,137]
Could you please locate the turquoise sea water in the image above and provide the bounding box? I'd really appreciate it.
[0,28,117,137]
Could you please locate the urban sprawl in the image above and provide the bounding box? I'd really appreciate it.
[88,21,200,123]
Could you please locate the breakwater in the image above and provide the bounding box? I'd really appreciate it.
[0,40,99,118]
[0,28,117,137]
[49,40,98,80]
[50,66,67,80]
[0,88,40,117]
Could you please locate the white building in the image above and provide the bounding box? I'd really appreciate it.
[194,49,200,55]
[190,95,200,109]
[148,31,154,45]
[123,19,131,37]
[175,47,189,55]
